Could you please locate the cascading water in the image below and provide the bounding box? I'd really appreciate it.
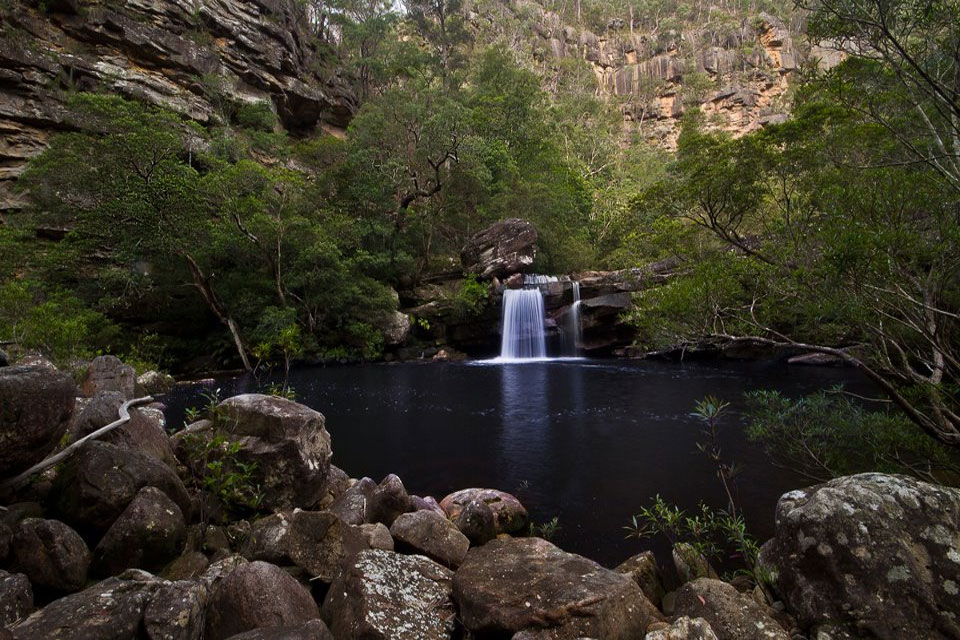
[500,288,547,359]
[562,281,582,357]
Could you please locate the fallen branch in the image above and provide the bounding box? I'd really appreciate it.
[0,395,154,494]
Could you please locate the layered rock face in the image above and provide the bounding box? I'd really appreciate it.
[0,0,355,212]
[476,1,835,149]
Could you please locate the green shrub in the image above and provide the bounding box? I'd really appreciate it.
[233,101,277,132]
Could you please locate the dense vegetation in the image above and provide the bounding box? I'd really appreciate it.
[0,0,957,475]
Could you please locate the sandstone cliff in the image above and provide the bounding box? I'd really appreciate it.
[0,0,355,212]
[471,0,842,148]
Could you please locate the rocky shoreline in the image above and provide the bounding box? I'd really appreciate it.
[2,355,959,639]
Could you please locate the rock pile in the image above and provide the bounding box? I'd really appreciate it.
[3,357,959,640]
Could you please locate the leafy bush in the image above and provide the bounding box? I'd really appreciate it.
[745,389,960,484]
[0,280,120,365]
[233,101,277,132]
[452,275,489,320]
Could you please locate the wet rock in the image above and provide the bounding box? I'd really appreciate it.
[453,499,497,546]
[137,370,175,395]
[329,477,377,525]
[93,486,186,576]
[315,465,350,510]
[0,365,76,477]
[204,561,320,640]
[9,569,164,639]
[616,550,666,607]
[50,440,190,538]
[0,348,7,367]
[9,518,90,594]
[322,549,457,640]
[453,537,663,638]
[0,521,10,562]
[440,488,529,534]
[674,579,788,640]
[213,394,332,510]
[460,218,538,278]
[144,579,209,640]
[81,355,136,399]
[286,510,368,584]
[0,571,32,627]
[391,510,469,569]
[767,473,960,639]
[359,523,394,551]
[673,542,719,584]
[645,616,719,639]
[224,620,334,640]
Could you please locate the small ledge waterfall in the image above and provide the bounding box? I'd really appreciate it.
[500,288,547,359]
[499,275,581,360]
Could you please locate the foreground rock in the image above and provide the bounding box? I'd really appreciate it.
[137,370,175,395]
[460,218,538,278]
[10,569,164,639]
[440,488,529,534]
[674,579,788,640]
[390,510,469,569]
[9,518,90,594]
[143,578,209,640]
[0,571,32,627]
[50,441,191,538]
[453,537,663,638]
[92,486,186,576]
[646,616,719,640]
[224,620,333,640]
[204,561,320,640]
[208,394,332,510]
[0,365,75,477]
[285,510,368,583]
[322,549,457,640]
[766,473,960,639]
[616,551,666,607]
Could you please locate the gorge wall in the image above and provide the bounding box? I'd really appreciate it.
[0,0,355,213]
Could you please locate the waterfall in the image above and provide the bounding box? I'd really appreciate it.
[500,288,547,359]
[564,281,582,357]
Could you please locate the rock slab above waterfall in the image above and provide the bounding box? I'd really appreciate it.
[460,219,538,278]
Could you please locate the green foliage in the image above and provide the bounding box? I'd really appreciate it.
[232,101,277,132]
[452,276,489,320]
[625,495,763,582]
[0,280,120,365]
[180,431,264,524]
[528,516,561,541]
[745,389,960,484]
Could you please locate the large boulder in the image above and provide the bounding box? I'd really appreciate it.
[204,561,320,640]
[460,218,538,278]
[329,477,377,525]
[137,370,175,395]
[440,488,529,534]
[674,579,788,640]
[93,486,186,576]
[211,395,332,510]
[452,537,663,638]
[10,569,164,639]
[67,391,126,440]
[765,473,960,639]
[81,355,136,399]
[390,510,470,569]
[0,365,76,477]
[50,440,191,539]
[0,571,32,628]
[242,512,294,564]
[101,406,177,468]
[9,518,90,594]
[321,549,457,640]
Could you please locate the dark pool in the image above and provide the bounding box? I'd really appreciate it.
[162,358,872,568]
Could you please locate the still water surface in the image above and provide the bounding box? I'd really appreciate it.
[163,359,870,567]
